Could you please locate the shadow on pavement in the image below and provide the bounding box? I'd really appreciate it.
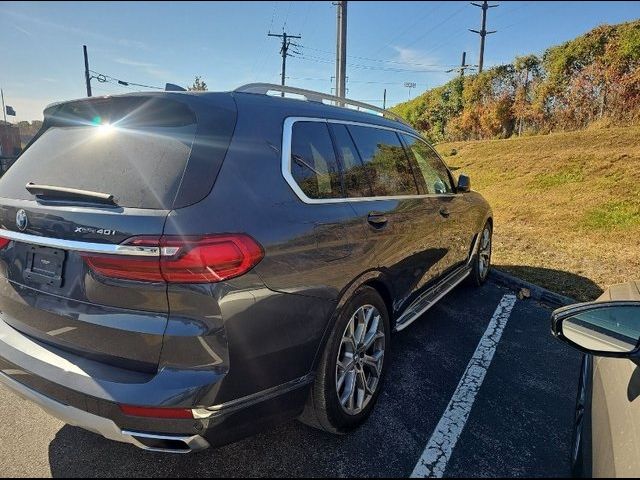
[48,420,340,478]
[495,264,603,302]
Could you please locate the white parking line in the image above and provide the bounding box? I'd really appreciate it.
[410,294,518,478]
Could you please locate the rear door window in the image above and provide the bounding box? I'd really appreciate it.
[402,134,454,194]
[328,124,372,198]
[290,121,343,199]
[0,97,198,210]
[347,125,418,197]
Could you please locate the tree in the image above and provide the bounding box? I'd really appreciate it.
[391,19,640,140]
[513,55,541,135]
[188,76,208,91]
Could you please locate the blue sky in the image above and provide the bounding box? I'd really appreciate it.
[2,1,640,121]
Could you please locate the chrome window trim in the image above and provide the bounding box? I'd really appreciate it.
[281,116,457,204]
[0,228,159,256]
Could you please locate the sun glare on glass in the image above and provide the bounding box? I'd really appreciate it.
[95,123,114,135]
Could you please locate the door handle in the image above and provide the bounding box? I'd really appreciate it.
[439,207,450,218]
[367,211,388,227]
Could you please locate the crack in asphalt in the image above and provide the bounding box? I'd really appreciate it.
[410,294,518,478]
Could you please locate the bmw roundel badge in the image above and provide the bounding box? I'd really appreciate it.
[16,209,28,232]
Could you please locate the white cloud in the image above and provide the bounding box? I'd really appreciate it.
[113,58,171,80]
[391,46,442,70]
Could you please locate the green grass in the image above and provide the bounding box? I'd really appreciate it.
[531,165,584,188]
[582,201,640,229]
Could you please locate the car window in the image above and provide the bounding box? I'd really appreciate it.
[347,125,418,197]
[401,134,454,194]
[0,97,200,210]
[290,122,342,199]
[329,124,373,198]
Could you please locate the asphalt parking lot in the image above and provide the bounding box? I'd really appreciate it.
[0,279,582,478]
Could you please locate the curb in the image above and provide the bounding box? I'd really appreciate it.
[489,268,576,307]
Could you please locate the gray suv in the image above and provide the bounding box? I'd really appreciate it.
[0,84,492,453]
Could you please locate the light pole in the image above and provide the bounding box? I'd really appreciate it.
[404,82,417,100]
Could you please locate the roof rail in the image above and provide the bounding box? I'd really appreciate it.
[234,83,411,127]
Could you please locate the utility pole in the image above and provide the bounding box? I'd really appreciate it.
[460,51,467,77]
[335,1,347,102]
[330,75,348,95]
[383,89,387,110]
[446,51,475,77]
[83,45,92,97]
[470,1,498,73]
[268,31,302,97]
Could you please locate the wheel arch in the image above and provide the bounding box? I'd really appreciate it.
[309,270,395,373]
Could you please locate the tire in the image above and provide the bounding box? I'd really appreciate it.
[469,221,492,286]
[299,286,390,434]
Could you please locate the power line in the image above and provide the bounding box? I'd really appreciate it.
[250,2,280,78]
[297,54,451,73]
[370,3,444,56]
[402,3,468,50]
[267,2,277,32]
[88,70,164,90]
[296,3,464,72]
[282,1,294,30]
[284,76,438,87]
[299,45,458,68]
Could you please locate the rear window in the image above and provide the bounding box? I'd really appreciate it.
[329,124,372,198]
[290,121,343,199]
[0,97,198,210]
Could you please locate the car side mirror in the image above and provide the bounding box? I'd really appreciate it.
[551,301,640,357]
[457,174,471,193]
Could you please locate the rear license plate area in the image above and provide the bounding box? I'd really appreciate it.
[24,246,65,287]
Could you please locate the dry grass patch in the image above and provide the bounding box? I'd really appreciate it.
[437,125,640,301]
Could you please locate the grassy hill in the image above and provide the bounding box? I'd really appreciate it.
[435,126,640,301]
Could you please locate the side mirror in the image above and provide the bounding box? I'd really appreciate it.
[457,174,471,193]
[551,301,640,356]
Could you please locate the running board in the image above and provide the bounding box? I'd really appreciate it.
[395,265,471,332]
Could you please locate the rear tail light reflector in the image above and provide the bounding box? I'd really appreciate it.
[119,404,194,419]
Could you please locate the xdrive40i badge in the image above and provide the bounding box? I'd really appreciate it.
[74,226,117,236]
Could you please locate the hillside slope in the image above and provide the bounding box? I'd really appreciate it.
[435,126,640,301]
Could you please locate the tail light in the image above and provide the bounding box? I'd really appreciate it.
[82,234,263,283]
[0,237,10,249]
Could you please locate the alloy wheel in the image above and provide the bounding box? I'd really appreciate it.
[479,226,492,280]
[336,304,385,416]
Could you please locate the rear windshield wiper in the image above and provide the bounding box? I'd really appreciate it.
[26,183,118,206]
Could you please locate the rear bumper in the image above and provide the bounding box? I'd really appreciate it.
[0,314,314,452]
[0,369,209,453]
